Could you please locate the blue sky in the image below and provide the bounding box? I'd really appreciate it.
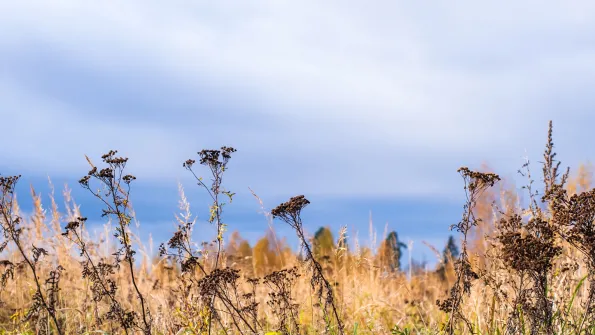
[2,1,595,266]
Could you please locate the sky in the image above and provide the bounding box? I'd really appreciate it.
[1,1,595,267]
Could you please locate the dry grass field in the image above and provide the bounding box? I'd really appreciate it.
[1,122,595,334]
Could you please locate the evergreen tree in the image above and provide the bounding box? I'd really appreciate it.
[313,226,335,260]
[437,235,459,280]
[379,231,407,272]
[443,235,459,263]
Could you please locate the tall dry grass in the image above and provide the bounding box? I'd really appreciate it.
[1,122,594,334]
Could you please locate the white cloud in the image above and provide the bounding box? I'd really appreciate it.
[1,1,595,197]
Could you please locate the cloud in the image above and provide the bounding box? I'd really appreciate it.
[1,1,595,197]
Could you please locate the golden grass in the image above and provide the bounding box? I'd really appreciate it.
[0,176,589,335]
[0,178,456,334]
[1,129,595,334]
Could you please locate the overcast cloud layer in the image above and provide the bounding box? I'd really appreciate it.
[2,1,595,198]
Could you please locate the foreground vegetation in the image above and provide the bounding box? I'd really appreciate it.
[1,122,595,334]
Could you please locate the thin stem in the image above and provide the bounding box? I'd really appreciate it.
[0,179,63,335]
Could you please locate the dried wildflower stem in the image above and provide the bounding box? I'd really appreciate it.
[272,195,345,335]
[163,147,257,334]
[263,267,301,333]
[63,217,132,334]
[439,168,500,334]
[545,122,595,326]
[182,147,236,335]
[183,147,236,269]
[160,221,258,334]
[79,151,152,334]
[0,175,63,335]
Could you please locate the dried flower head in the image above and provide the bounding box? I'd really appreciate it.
[271,195,311,228]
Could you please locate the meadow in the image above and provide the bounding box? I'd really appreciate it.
[1,121,595,335]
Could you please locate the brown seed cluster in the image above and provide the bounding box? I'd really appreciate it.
[498,215,561,274]
[271,195,311,229]
[263,267,301,333]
